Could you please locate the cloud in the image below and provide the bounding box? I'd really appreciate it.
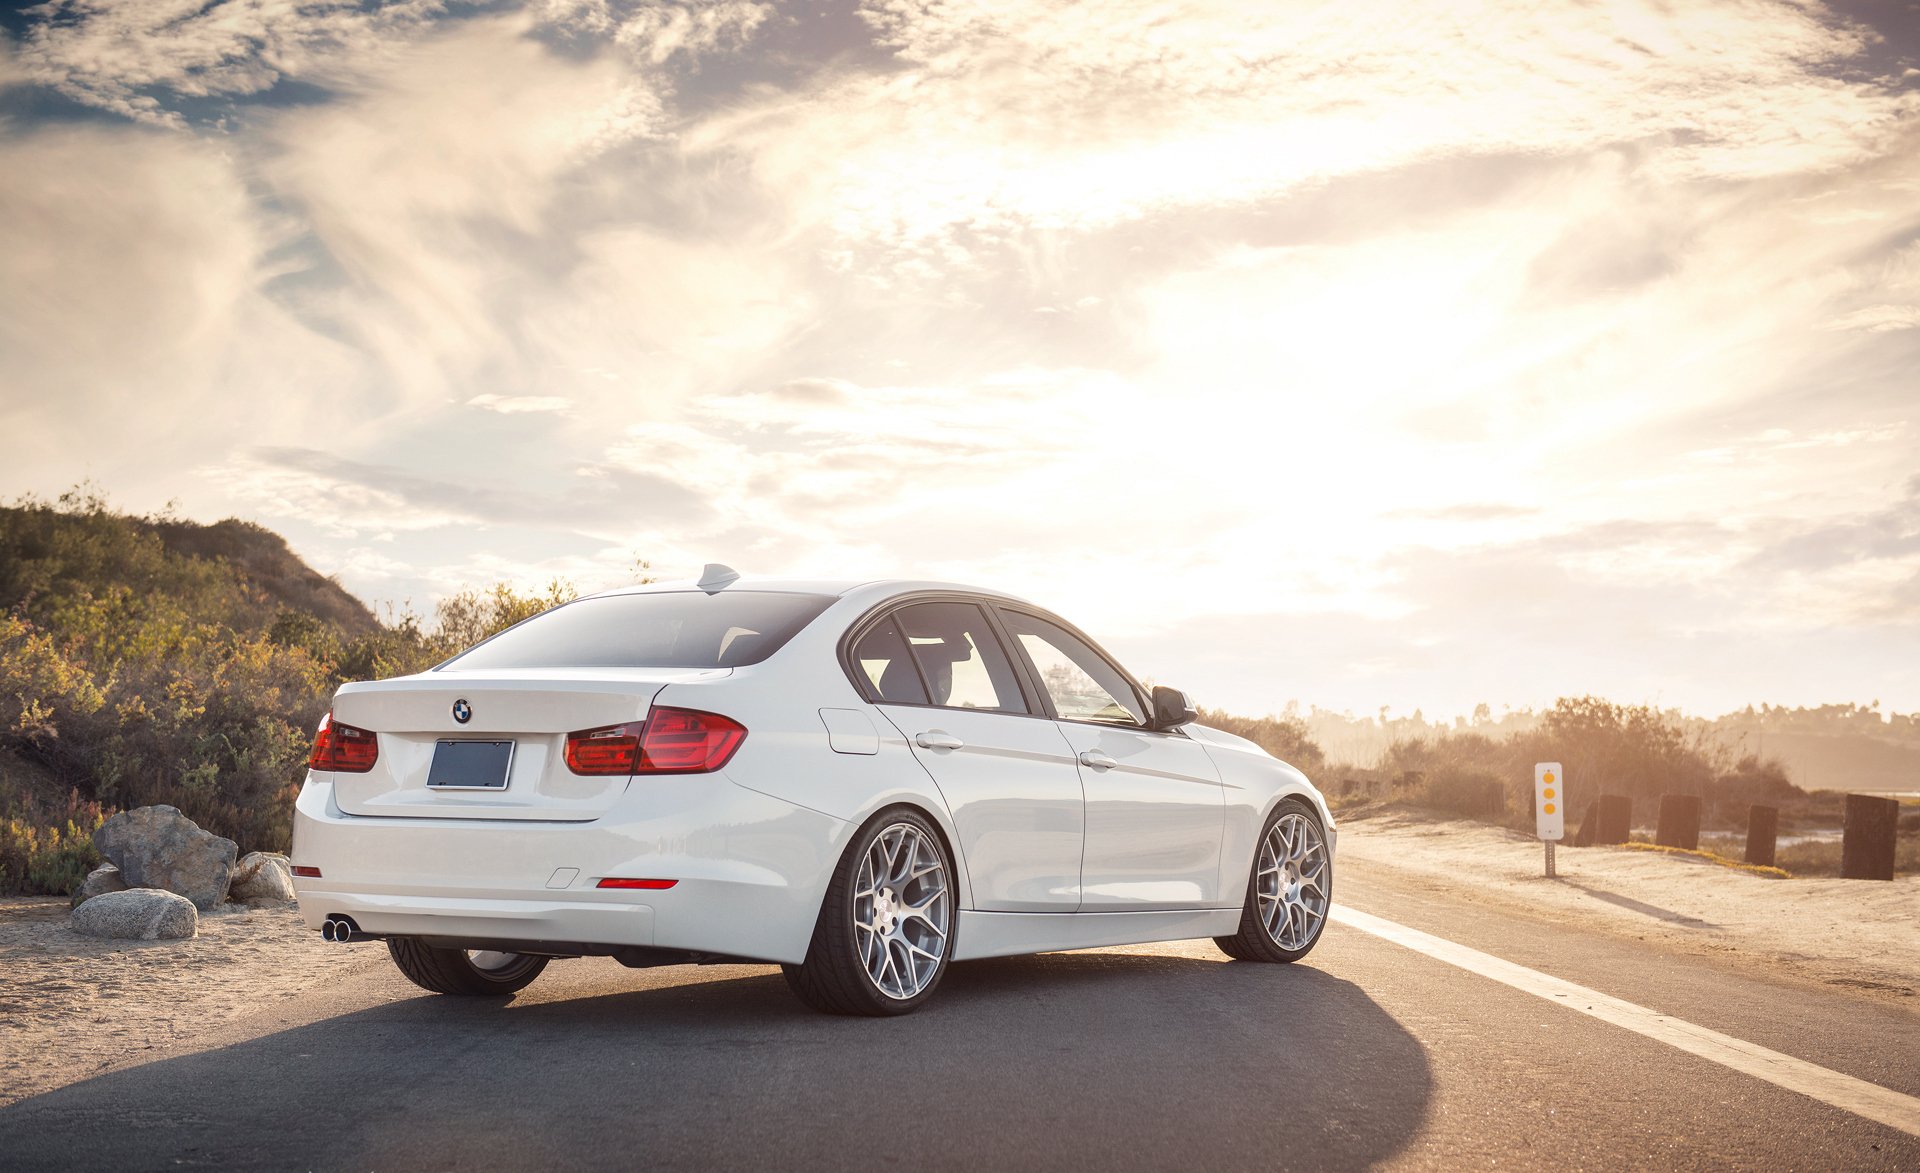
[1390,504,1541,523]
[550,0,772,65]
[1823,304,1920,331]
[215,446,711,537]
[12,0,450,127]
[10,1,771,127]
[5,0,1920,714]
[466,394,573,414]
[689,0,1918,273]
[0,121,364,498]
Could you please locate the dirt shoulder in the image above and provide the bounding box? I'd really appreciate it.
[1334,805,1920,1003]
[0,897,379,1107]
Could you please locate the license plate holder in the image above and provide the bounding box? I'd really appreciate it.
[426,740,515,790]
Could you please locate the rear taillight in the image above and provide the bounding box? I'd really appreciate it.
[639,707,747,773]
[564,722,643,775]
[308,712,379,773]
[564,707,747,776]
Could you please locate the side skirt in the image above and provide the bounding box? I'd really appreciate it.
[951,907,1242,962]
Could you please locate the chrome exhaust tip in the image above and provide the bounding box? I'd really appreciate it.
[320,919,336,942]
[322,916,356,943]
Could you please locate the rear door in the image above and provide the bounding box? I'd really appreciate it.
[859,601,1085,912]
[995,607,1226,910]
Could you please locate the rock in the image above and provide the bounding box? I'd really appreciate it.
[228,851,295,902]
[93,805,238,910]
[69,862,129,909]
[68,888,198,940]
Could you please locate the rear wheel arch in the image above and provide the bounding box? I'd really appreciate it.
[785,803,959,1014]
[842,791,972,910]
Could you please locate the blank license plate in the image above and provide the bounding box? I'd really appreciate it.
[427,740,515,789]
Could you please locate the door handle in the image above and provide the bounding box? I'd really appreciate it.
[915,731,965,751]
[1078,750,1118,771]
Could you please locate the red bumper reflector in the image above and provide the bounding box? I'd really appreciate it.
[597,878,677,890]
[291,865,322,878]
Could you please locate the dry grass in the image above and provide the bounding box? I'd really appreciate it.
[1619,840,1792,879]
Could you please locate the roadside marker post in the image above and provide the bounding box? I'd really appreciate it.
[1535,762,1565,877]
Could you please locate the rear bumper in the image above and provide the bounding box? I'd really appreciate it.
[290,773,847,965]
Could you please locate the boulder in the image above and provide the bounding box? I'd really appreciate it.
[69,862,129,908]
[93,805,238,910]
[229,851,295,902]
[69,888,198,940]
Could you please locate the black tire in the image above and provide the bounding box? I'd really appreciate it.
[782,807,955,1016]
[1215,797,1332,963]
[386,937,549,995]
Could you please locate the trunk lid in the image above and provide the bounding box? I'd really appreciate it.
[324,667,727,821]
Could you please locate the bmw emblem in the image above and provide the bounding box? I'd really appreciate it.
[452,698,472,724]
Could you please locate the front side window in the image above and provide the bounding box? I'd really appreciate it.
[441,591,834,671]
[894,602,1028,713]
[999,610,1146,726]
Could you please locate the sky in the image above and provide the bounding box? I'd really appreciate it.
[2,0,1919,721]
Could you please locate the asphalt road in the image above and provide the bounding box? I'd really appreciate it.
[3,858,1916,1171]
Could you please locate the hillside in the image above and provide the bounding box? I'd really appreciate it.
[149,518,379,638]
[1,490,375,640]
[0,492,583,895]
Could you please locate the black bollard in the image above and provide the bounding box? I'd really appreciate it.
[1841,794,1899,880]
[1656,795,1702,850]
[1745,805,1778,867]
[1573,800,1599,847]
[1596,794,1632,845]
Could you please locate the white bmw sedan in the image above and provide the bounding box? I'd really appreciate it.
[291,570,1334,1015]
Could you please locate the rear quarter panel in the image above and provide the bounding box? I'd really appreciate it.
[655,610,979,911]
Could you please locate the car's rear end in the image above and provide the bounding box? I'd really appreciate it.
[289,586,853,968]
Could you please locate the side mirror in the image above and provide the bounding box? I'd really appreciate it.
[1151,685,1199,731]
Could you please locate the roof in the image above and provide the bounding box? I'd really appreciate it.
[590,576,1032,606]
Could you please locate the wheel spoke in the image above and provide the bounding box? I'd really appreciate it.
[852,822,952,1000]
[1253,812,1330,952]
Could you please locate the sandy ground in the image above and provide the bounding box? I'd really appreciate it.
[1336,805,1920,1001]
[0,898,378,1106]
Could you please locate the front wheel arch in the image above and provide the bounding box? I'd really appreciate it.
[1216,796,1333,963]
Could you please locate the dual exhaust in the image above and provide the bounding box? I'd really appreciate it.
[320,915,364,943]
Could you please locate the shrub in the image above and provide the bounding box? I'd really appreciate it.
[1417,764,1508,819]
[0,809,103,896]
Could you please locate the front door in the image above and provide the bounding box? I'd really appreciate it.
[996,607,1226,909]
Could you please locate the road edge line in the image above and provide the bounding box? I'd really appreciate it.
[1329,903,1920,1138]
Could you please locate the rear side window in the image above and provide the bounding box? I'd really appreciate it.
[849,617,929,704]
[440,591,834,671]
[894,602,1029,713]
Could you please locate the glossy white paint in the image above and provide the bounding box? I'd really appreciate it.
[1066,722,1226,909]
[952,908,1243,961]
[877,703,1085,912]
[291,577,1335,968]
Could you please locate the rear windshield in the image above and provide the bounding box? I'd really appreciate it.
[439,591,835,671]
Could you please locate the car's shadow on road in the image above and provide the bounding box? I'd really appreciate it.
[0,950,1432,1171]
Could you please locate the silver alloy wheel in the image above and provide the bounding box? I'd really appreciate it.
[467,949,524,973]
[1257,811,1330,951]
[854,821,952,1000]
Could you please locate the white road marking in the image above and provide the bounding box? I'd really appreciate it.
[1330,904,1920,1138]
